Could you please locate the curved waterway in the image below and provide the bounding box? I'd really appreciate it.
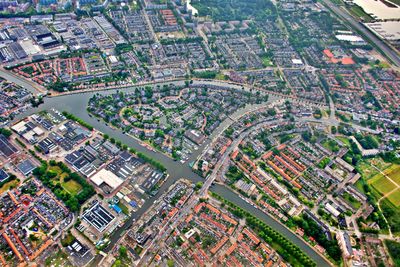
[19,84,331,266]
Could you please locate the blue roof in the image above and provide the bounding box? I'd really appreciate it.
[129,201,137,208]
[112,204,122,214]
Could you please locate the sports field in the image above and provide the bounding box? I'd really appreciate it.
[368,165,400,206]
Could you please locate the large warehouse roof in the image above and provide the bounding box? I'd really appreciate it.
[90,169,123,189]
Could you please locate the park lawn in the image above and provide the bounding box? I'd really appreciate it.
[357,161,379,180]
[343,192,362,209]
[336,136,351,147]
[45,249,73,267]
[387,189,400,207]
[355,179,366,194]
[321,109,330,118]
[369,174,397,197]
[0,180,19,194]
[49,165,70,185]
[321,139,340,153]
[49,165,63,175]
[61,232,75,247]
[261,55,273,67]
[215,73,227,80]
[62,180,82,196]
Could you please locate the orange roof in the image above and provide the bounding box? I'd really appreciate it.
[231,150,239,159]
[341,57,355,65]
[221,213,238,225]
[323,49,334,58]
[2,233,24,262]
[206,203,221,215]
[226,243,237,255]
[194,202,205,213]
[8,191,19,205]
[210,236,228,254]
[262,151,273,160]
[168,207,179,218]
[154,254,161,261]
[243,228,260,244]
[185,214,193,223]
[0,254,8,267]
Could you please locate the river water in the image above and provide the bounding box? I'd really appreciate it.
[17,83,331,266]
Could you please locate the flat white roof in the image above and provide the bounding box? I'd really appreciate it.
[32,126,44,136]
[91,169,123,189]
[22,131,35,141]
[292,58,303,65]
[335,34,364,42]
[365,21,400,41]
[353,0,400,20]
[325,203,340,217]
[12,121,27,133]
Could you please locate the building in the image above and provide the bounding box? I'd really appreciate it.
[90,169,124,191]
[81,201,115,232]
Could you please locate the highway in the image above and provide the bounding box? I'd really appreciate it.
[321,0,400,67]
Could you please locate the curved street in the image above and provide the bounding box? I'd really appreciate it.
[17,80,332,267]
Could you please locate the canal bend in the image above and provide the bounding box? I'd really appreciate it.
[18,84,331,267]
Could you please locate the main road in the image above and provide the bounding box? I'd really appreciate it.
[17,80,331,267]
[321,0,400,67]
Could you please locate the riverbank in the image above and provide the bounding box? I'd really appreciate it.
[16,82,331,267]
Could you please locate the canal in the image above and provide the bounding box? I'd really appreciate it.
[18,83,331,266]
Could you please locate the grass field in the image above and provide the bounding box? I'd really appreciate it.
[349,6,373,22]
[62,180,82,196]
[387,189,400,207]
[49,165,62,173]
[118,202,130,215]
[385,165,400,185]
[343,192,362,209]
[48,165,81,195]
[215,73,227,80]
[261,55,273,67]
[369,174,397,197]
[45,249,73,267]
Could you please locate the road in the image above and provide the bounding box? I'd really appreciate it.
[322,0,400,67]
[15,79,332,267]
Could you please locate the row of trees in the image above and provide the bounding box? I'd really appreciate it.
[102,134,167,172]
[211,192,316,267]
[62,111,94,131]
[293,214,341,262]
